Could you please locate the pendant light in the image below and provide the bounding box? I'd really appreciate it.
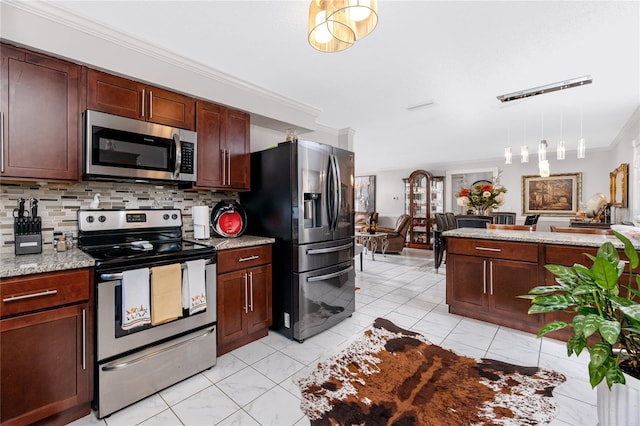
[327,0,378,41]
[577,108,586,158]
[308,1,355,52]
[521,121,529,163]
[557,112,566,160]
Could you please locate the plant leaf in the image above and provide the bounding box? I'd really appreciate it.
[567,334,586,356]
[536,321,568,337]
[605,366,626,389]
[589,342,612,369]
[614,230,639,270]
[582,314,602,337]
[588,358,608,388]
[596,241,620,264]
[620,304,640,322]
[527,285,569,295]
[572,314,586,335]
[598,320,621,345]
[532,294,574,306]
[528,304,567,314]
[592,255,619,291]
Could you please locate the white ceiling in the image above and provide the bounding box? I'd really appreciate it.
[51,1,640,172]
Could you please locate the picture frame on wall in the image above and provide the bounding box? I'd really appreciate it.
[522,173,582,216]
[355,175,376,213]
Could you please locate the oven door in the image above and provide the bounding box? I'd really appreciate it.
[96,262,217,362]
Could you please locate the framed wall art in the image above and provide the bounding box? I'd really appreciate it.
[355,175,376,213]
[522,172,582,216]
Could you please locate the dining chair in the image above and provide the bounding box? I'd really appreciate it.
[487,223,536,231]
[456,215,493,228]
[549,226,613,235]
[524,214,540,225]
[445,212,457,230]
[433,214,448,272]
[490,212,516,224]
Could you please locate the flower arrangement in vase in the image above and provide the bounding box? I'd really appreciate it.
[456,182,506,215]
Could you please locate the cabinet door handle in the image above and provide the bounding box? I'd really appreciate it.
[221,149,226,185]
[141,88,145,118]
[243,272,249,313]
[482,260,487,294]
[82,308,86,370]
[227,149,231,186]
[239,255,259,262]
[1,112,4,173]
[475,246,501,252]
[249,271,254,312]
[489,261,494,295]
[3,289,57,302]
[149,91,153,118]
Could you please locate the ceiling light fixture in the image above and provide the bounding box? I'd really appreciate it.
[577,108,586,159]
[504,147,512,164]
[308,0,378,53]
[521,145,529,163]
[496,75,592,103]
[557,112,565,160]
[538,140,550,177]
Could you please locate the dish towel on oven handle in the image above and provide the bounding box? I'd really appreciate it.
[150,263,183,326]
[122,267,151,330]
[182,259,207,315]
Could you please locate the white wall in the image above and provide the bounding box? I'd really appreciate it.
[609,106,639,224]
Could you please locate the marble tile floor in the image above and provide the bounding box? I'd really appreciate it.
[69,248,597,426]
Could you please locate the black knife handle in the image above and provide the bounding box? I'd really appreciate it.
[17,198,25,218]
[30,198,38,218]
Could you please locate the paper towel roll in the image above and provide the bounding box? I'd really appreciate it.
[192,206,210,239]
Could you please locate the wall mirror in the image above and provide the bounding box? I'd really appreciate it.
[609,163,629,208]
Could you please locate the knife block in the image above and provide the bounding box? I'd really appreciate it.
[14,217,42,255]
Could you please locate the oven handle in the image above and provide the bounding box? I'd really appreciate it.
[101,326,215,371]
[100,259,213,281]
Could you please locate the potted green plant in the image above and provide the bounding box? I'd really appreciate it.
[522,230,640,425]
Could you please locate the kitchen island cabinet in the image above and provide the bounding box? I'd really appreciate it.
[196,100,250,191]
[86,68,196,130]
[0,268,93,426]
[0,43,81,182]
[216,244,272,355]
[444,228,640,340]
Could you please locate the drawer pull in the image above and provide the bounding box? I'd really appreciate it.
[3,289,58,302]
[307,243,352,255]
[475,247,502,252]
[238,255,259,262]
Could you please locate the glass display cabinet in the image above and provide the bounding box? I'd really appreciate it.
[404,170,437,249]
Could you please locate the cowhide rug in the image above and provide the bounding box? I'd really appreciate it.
[295,318,566,426]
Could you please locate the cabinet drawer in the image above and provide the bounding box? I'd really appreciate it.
[1,269,91,318]
[217,245,272,274]
[448,238,538,262]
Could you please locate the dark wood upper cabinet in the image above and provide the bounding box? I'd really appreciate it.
[195,100,250,191]
[0,43,81,181]
[86,69,195,131]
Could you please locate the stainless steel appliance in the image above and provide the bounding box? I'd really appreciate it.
[84,110,197,182]
[240,140,355,342]
[77,209,216,418]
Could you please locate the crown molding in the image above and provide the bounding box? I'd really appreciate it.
[2,0,321,122]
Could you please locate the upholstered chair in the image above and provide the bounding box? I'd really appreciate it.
[376,214,411,254]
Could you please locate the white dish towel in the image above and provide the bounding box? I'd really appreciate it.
[122,267,151,330]
[182,259,207,315]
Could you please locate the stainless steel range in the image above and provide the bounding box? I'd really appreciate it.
[77,209,217,418]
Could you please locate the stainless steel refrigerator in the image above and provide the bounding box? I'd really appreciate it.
[240,140,355,342]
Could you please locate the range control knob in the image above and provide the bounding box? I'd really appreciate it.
[171,213,178,220]
[163,214,170,220]
[98,215,107,223]
[86,216,94,223]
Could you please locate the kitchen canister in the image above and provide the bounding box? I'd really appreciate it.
[192,206,210,239]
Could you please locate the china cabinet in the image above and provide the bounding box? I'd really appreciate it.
[404,170,435,249]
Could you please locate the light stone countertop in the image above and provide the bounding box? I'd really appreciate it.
[183,234,276,250]
[1,249,95,278]
[443,228,640,250]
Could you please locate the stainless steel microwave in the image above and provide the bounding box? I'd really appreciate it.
[84,110,197,183]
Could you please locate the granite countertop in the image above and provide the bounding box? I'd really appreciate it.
[443,228,640,250]
[183,234,276,250]
[1,249,95,278]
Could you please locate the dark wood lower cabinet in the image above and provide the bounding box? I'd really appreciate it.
[0,269,93,426]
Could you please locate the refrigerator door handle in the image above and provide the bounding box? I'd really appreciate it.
[307,266,354,282]
[332,154,342,232]
[306,242,353,255]
[326,156,335,230]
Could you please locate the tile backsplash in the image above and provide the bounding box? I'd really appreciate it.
[1,181,236,255]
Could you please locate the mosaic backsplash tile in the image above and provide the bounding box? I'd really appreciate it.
[0,181,236,255]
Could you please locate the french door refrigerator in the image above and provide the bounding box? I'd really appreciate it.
[240,140,355,342]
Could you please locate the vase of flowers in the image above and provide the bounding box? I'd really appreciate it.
[456,182,506,214]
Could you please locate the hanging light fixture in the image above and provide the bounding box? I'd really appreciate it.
[538,140,550,177]
[577,108,586,158]
[504,147,512,164]
[327,0,378,41]
[308,1,355,52]
[521,145,529,163]
[557,112,565,160]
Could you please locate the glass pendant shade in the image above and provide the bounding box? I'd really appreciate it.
[538,140,547,163]
[538,160,550,177]
[577,138,586,158]
[557,140,566,160]
[308,1,355,52]
[504,147,512,164]
[521,145,529,163]
[327,0,378,41]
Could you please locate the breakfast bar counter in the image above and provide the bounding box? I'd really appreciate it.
[442,227,639,339]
